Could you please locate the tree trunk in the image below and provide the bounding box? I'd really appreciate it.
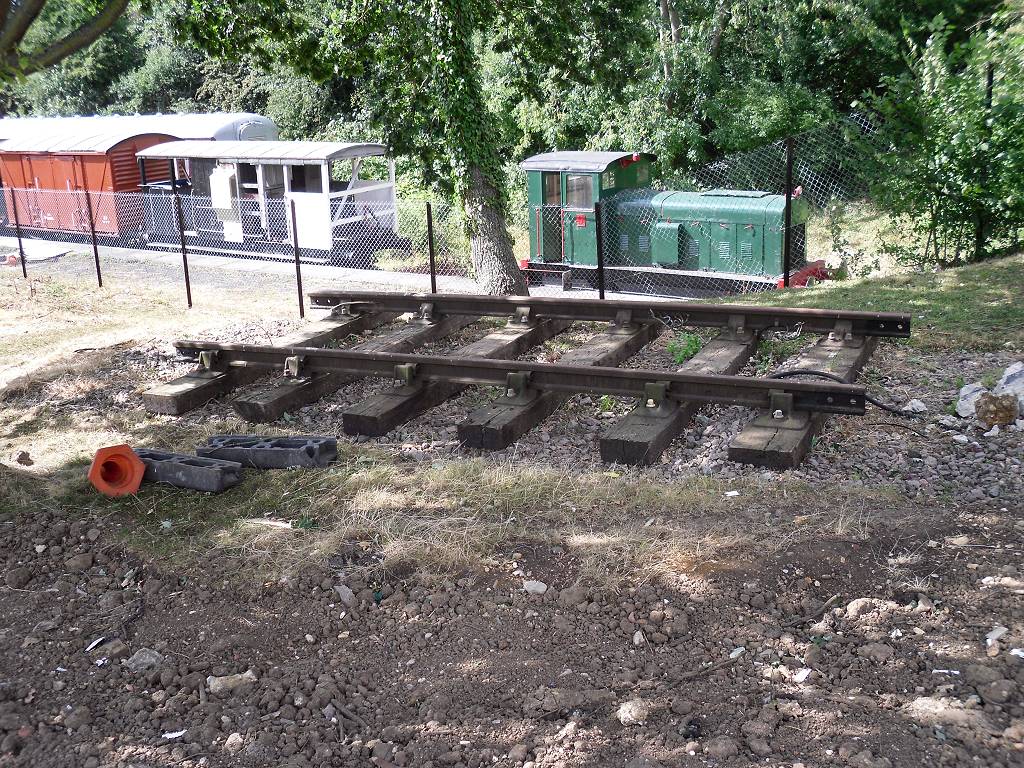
[667,0,681,47]
[658,0,673,79]
[463,165,528,296]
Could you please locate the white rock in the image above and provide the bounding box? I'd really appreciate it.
[632,630,646,646]
[955,383,987,418]
[902,398,928,414]
[223,732,245,753]
[952,434,970,445]
[616,698,650,726]
[984,425,1000,437]
[206,669,258,696]
[994,361,1024,411]
[522,580,548,595]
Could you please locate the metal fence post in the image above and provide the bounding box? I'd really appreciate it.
[426,201,438,294]
[82,189,103,288]
[173,192,193,309]
[289,199,305,319]
[9,188,27,279]
[594,201,606,300]
[782,137,795,288]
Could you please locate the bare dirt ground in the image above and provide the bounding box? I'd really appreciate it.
[1,252,1022,768]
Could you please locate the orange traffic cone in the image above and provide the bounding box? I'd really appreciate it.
[88,445,146,497]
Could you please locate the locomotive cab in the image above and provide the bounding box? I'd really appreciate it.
[522,151,656,268]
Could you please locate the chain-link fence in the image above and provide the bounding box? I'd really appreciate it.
[0,185,474,308]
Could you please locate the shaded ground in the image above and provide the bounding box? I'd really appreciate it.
[1,253,1022,767]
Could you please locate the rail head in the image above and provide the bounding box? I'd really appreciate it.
[306,290,911,338]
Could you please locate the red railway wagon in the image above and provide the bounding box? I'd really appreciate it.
[0,129,174,236]
[0,113,278,239]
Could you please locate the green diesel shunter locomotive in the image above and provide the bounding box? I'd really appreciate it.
[522,151,809,289]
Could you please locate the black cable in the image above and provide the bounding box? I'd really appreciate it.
[767,369,912,415]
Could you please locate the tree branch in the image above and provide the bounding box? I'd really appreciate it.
[0,0,47,53]
[15,0,131,77]
[0,1,12,41]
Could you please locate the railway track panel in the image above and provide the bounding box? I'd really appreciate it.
[727,332,880,469]
[230,313,480,423]
[140,310,395,415]
[342,317,572,437]
[151,291,908,468]
[599,328,760,466]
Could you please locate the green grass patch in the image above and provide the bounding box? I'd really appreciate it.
[721,253,1024,351]
[666,332,702,364]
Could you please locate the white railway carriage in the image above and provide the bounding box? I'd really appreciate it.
[135,140,406,263]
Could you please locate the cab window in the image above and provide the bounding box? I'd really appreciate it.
[565,174,594,210]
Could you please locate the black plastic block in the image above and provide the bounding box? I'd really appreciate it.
[196,435,338,469]
[134,449,243,493]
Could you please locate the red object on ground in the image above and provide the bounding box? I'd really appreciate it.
[88,445,145,497]
[778,260,829,288]
[4,253,17,266]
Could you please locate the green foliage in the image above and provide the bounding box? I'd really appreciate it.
[666,333,701,365]
[598,394,617,413]
[863,15,1024,266]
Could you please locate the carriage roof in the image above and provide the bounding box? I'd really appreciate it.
[136,140,388,165]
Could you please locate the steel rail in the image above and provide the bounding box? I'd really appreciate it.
[306,291,911,337]
[174,340,867,415]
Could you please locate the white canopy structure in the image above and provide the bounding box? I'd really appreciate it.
[137,139,397,250]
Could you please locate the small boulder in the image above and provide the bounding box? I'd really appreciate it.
[123,648,164,675]
[206,670,258,696]
[616,699,650,726]
[223,732,244,753]
[902,399,927,414]
[522,580,548,596]
[975,392,1019,427]
[333,584,357,609]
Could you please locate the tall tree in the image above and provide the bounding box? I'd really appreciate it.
[0,0,133,81]
[180,0,648,295]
